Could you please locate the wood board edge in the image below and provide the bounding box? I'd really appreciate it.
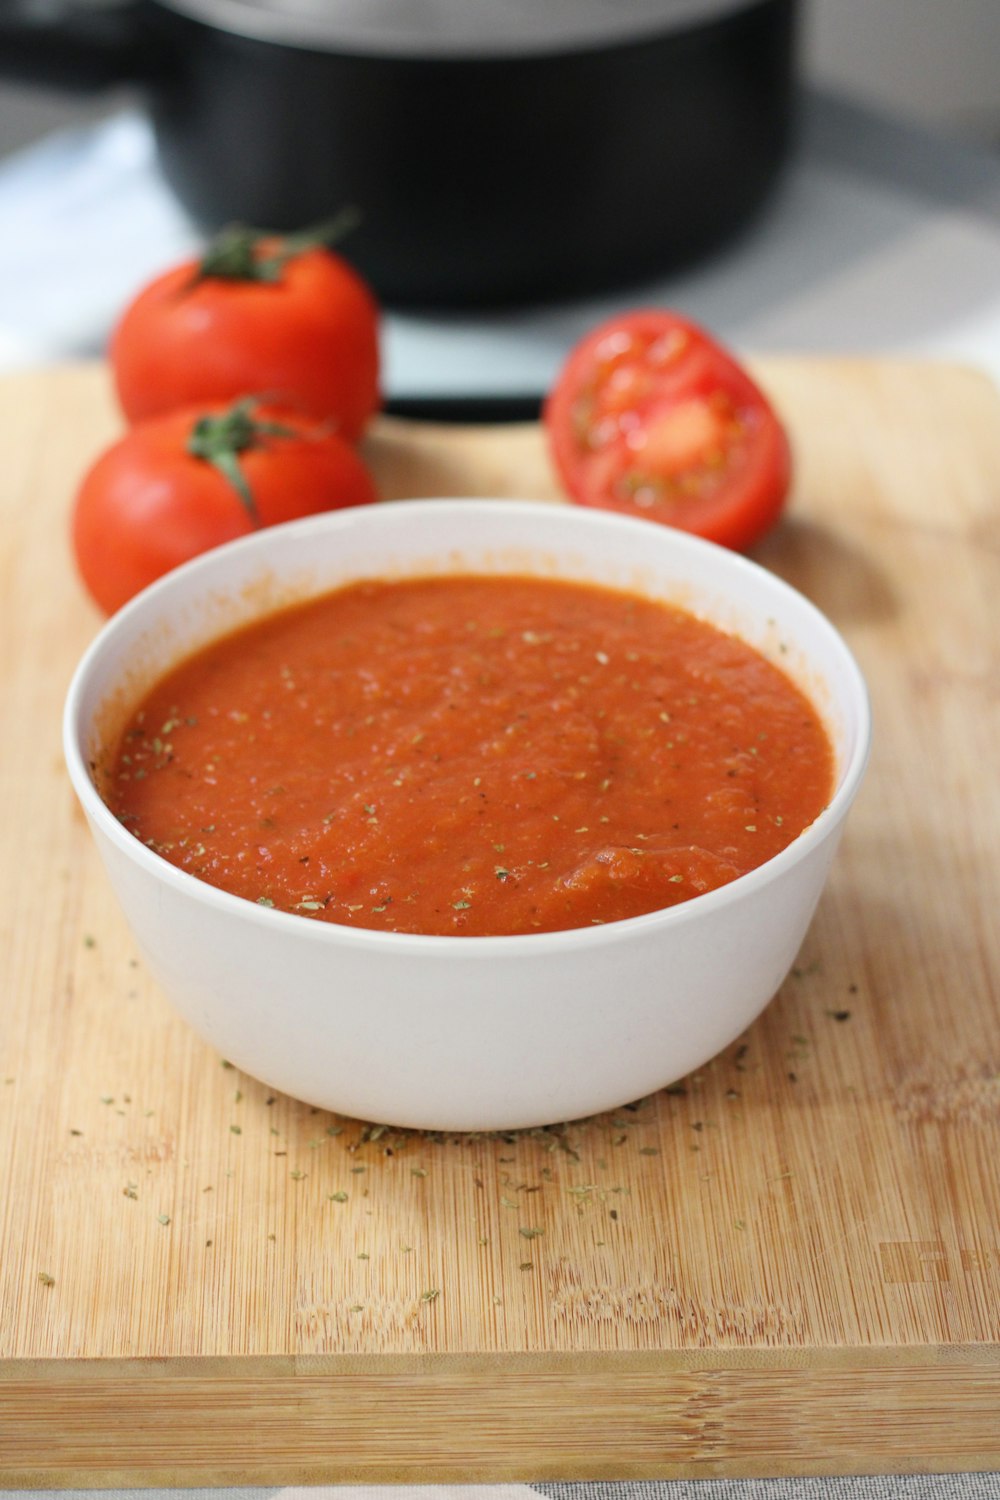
[1,1354,998,1485]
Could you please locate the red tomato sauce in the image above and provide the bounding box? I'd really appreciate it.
[104,575,835,936]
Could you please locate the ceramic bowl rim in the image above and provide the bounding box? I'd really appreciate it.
[63,497,872,958]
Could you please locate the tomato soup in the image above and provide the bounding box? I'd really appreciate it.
[103,575,834,936]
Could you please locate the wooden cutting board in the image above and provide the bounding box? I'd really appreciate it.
[1,359,998,1485]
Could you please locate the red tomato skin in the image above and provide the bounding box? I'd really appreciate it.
[544,310,792,553]
[110,249,380,441]
[72,405,378,616]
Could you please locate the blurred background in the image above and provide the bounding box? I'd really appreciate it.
[809,0,1000,144]
[3,0,1000,395]
[6,0,1000,160]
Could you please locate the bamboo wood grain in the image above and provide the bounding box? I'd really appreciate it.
[0,359,998,1483]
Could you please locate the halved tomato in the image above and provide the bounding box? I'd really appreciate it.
[544,310,791,551]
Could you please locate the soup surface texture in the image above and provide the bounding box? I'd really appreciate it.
[104,574,834,936]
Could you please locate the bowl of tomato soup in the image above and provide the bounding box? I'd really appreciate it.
[64,499,870,1130]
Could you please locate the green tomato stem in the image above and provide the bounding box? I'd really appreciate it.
[193,207,362,285]
[186,398,298,525]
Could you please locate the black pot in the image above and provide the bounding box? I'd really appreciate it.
[0,0,799,309]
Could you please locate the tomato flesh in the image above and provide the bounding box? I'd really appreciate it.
[545,311,791,552]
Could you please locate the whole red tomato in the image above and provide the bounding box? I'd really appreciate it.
[544,309,791,552]
[72,398,378,615]
[110,215,380,441]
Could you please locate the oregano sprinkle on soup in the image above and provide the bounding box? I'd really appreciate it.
[103,574,834,936]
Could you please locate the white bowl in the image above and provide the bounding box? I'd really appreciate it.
[64,500,871,1131]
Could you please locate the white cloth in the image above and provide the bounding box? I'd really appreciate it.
[3,110,200,372]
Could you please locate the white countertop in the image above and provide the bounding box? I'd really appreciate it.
[4,88,1000,392]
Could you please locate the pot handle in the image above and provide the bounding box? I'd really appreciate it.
[0,0,163,90]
